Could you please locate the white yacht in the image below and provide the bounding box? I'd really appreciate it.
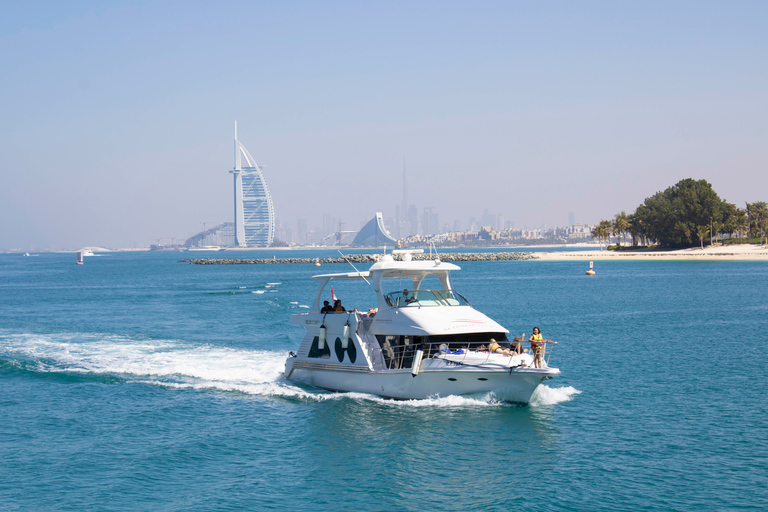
[285,251,560,402]
[81,249,95,257]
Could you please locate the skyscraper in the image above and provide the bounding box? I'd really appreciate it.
[396,159,413,238]
[229,123,275,247]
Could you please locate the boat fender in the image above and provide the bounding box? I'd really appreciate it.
[348,313,358,334]
[318,324,327,350]
[411,348,424,377]
[342,320,350,349]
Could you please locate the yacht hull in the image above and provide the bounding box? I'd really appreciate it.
[285,359,558,403]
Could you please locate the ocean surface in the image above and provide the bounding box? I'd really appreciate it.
[1,250,767,511]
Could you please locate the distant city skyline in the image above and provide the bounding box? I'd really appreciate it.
[2,2,767,251]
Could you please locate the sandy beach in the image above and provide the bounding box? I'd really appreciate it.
[537,244,768,261]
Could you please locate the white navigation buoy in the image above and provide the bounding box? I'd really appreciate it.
[586,260,595,275]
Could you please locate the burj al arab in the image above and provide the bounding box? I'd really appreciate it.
[229,123,275,247]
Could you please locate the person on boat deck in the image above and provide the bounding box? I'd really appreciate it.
[333,299,345,312]
[403,289,417,304]
[320,300,333,314]
[488,338,516,357]
[510,333,525,355]
[529,327,545,368]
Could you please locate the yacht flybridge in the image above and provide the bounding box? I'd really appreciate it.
[285,251,560,402]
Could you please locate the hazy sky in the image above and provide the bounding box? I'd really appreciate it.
[2,1,767,250]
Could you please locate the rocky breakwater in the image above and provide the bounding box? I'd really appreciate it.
[179,252,538,265]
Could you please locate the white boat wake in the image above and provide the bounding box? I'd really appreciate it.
[0,331,579,407]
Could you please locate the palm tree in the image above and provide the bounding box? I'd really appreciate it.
[748,201,768,246]
[591,224,604,250]
[613,212,629,249]
[696,225,710,250]
[711,221,723,246]
[627,213,639,247]
[735,208,749,239]
[598,219,613,249]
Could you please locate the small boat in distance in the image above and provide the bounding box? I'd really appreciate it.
[76,251,84,265]
[188,246,222,251]
[285,250,561,402]
[82,249,95,257]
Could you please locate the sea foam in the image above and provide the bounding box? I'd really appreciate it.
[0,332,301,397]
[529,384,581,406]
[1,331,579,406]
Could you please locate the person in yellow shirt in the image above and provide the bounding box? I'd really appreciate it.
[529,326,545,368]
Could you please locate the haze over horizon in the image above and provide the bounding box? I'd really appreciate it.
[2,1,767,251]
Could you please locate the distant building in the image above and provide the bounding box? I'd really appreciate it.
[569,223,592,239]
[351,212,398,246]
[422,207,439,235]
[185,222,234,248]
[479,226,504,240]
[229,123,275,247]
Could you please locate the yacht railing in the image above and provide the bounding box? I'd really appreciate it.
[384,289,471,308]
[371,340,558,370]
[319,310,559,369]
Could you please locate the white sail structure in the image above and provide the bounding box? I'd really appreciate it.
[229,122,275,247]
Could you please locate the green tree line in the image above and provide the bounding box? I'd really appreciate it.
[591,178,767,249]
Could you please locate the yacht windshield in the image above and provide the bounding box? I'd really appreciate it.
[384,289,470,308]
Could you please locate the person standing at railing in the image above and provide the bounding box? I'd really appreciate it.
[529,327,545,368]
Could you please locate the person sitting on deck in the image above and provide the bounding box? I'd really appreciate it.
[333,299,346,312]
[320,300,333,314]
[510,333,525,355]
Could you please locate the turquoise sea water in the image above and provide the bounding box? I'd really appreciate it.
[1,251,767,511]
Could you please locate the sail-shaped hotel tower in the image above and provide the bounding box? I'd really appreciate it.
[229,123,275,247]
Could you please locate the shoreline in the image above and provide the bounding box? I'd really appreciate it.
[536,245,768,261]
[179,252,538,265]
[12,244,768,262]
[178,245,768,264]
